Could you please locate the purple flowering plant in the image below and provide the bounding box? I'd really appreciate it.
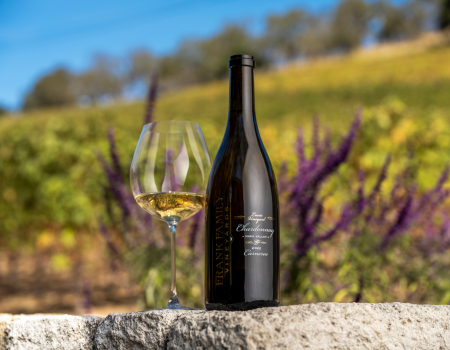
[98,75,450,306]
[279,111,450,304]
[98,75,205,308]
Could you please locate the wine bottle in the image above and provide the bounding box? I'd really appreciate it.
[205,54,280,310]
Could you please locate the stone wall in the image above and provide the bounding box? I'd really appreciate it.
[2,303,450,349]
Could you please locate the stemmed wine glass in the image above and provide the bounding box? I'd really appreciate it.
[130,120,211,310]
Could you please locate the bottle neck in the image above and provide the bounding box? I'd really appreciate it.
[228,65,255,117]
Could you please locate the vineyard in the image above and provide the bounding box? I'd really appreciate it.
[1,34,450,312]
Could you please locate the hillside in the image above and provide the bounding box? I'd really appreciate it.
[1,33,450,313]
[1,33,450,241]
[5,33,450,153]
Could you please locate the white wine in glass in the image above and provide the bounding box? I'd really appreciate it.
[134,192,206,222]
[130,121,211,309]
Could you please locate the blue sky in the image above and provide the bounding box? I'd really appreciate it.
[0,0,365,110]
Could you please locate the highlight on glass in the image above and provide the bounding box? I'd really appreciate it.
[130,120,211,309]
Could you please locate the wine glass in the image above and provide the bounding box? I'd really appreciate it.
[130,120,211,309]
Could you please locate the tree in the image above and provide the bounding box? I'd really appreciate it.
[329,0,370,52]
[373,0,427,41]
[264,10,309,61]
[22,68,76,110]
[164,39,205,86]
[157,53,190,90]
[76,54,124,105]
[439,0,450,29]
[125,49,157,88]
[197,24,259,81]
[299,17,332,59]
[159,24,266,86]
[0,104,8,117]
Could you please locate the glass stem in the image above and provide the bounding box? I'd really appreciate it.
[167,222,181,309]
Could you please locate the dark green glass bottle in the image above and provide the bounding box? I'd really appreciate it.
[205,54,280,311]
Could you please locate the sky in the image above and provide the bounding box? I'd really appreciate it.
[0,0,349,110]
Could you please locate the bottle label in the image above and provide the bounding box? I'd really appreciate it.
[235,212,275,257]
[214,198,230,286]
[211,199,277,289]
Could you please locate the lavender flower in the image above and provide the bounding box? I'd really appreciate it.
[295,127,306,176]
[82,279,92,314]
[143,74,158,125]
[356,170,365,215]
[277,162,289,194]
[282,109,450,301]
[164,148,179,191]
[368,155,391,205]
[96,152,133,218]
[421,212,450,256]
[365,155,391,225]
[310,111,361,190]
[379,187,415,250]
[289,112,362,257]
[188,211,203,251]
[98,221,120,258]
[433,213,450,252]
[97,150,147,242]
[375,164,450,250]
[415,164,449,212]
[107,127,123,182]
[187,185,203,251]
[98,73,159,255]
[102,185,114,223]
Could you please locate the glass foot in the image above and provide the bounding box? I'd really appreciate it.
[167,294,182,309]
[138,307,199,311]
[138,302,201,312]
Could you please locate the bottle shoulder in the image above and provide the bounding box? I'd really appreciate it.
[211,138,274,175]
[207,139,278,199]
[208,114,278,194]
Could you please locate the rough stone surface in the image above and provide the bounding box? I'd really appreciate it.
[3,303,450,349]
[4,315,102,350]
[95,310,204,350]
[168,303,450,349]
[0,315,26,350]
